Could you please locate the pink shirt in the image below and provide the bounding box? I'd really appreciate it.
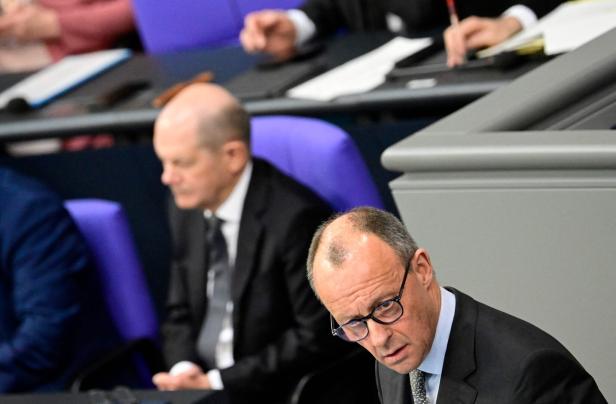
[41,0,135,61]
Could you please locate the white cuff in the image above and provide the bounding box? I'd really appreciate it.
[169,361,199,376]
[502,5,537,30]
[286,9,316,47]
[207,369,224,390]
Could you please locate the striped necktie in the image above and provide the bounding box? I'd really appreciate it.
[197,215,230,368]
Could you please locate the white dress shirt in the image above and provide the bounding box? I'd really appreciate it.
[169,161,253,390]
[416,287,456,403]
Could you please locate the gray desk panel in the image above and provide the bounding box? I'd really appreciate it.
[0,83,494,142]
[0,34,542,142]
[417,27,616,134]
[382,28,616,401]
[383,130,616,173]
[1,389,225,404]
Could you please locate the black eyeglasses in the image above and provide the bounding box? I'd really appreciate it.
[331,260,412,342]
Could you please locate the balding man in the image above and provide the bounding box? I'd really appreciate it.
[151,83,347,403]
[307,207,606,404]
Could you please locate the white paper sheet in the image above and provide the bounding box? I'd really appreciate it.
[0,48,131,109]
[286,37,433,102]
[477,0,616,58]
[544,5,616,55]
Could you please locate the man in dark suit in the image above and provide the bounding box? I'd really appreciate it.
[0,168,117,392]
[151,83,350,403]
[307,207,606,403]
[239,0,563,65]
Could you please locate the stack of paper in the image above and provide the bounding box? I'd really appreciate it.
[478,0,616,58]
[286,37,433,102]
[0,48,131,110]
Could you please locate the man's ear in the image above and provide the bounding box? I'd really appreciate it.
[222,140,249,174]
[412,248,434,288]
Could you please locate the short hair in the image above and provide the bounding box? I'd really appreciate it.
[306,207,418,291]
[196,102,251,151]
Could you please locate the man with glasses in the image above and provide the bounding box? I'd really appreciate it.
[307,207,606,403]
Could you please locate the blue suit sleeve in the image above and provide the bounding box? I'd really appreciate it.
[0,180,90,392]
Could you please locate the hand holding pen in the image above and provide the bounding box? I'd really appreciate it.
[444,0,467,67]
[443,0,524,68]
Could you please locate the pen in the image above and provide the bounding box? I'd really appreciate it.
[446,0,460,26]
[446,0,466,64]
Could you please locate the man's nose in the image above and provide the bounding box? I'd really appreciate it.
[161,166,177,185]
[367,320,392,348]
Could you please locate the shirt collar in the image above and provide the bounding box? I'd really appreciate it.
[418,287,456,376]
[204,160,253,224]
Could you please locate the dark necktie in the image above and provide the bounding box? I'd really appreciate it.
[197,215,230,368]
[409,369,429,404]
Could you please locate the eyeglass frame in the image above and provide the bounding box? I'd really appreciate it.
[330,258,412,342]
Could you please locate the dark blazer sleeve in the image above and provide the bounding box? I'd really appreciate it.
[300,0,355,38]
[300,0,395,38]
[299,0,565,41]
[514,349,607,403]
[455,0,564,20]
[218,202,341,391]
[160,200,201,367]
[515,0,564,18]
[0,176,90,392]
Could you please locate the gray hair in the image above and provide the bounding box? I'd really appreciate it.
[196,103,251,151]
[306,206,418,292]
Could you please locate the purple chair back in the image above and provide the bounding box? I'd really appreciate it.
[64,199,158,343]
[235,0,304,17]
[251,115,384,211]
[133,0,305,53]
[132,0,242,53]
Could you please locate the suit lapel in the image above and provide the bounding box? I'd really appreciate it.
[187,212,208,327]
[376,362,413,404]
[232,209,263,303]
[232,160,267,305]
[437,288,478,404]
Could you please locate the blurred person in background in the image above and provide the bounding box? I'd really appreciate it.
[0,0,134,72]
[0,0,136,153]
[240,0,563,65]
[0,167,119,392]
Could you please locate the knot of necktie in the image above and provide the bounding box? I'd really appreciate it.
[205,215,223,241]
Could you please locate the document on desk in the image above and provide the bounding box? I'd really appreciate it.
[543,3,616,55]
[286,37,433,101]
[477,0,616,58]
[0,48,131,109]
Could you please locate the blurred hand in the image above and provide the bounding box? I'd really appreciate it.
[240,10,297,62]
[153,363,212,390]
[444,15,522,67]
[1,0,26,14]
[0,3,60,42]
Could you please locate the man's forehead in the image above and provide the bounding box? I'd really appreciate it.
[314,228,391,285]
[157,103,199,134]
[318,221,374,259]
[314,237,401,321]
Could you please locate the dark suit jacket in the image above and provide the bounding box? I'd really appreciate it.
[0,168,117,393]
[301,0,564,39]
[376,288,606,403]
[162,158,350,402]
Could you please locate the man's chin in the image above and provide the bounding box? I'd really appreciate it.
[385,361,416,375]
[173,195,199,210]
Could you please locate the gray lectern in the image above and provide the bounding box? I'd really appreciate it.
[383,28,616,400]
